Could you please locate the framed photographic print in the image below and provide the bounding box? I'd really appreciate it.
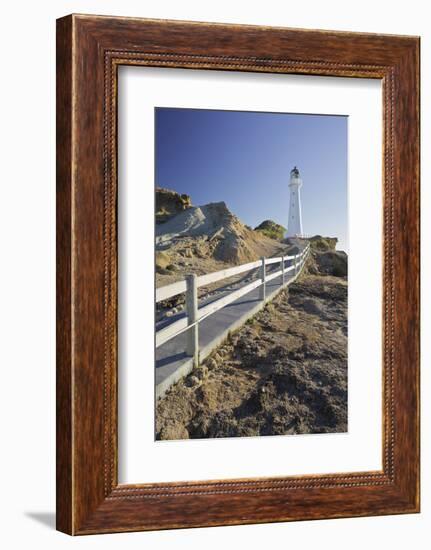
[56,14,420,535]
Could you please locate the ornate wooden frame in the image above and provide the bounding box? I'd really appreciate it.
[56,14,420,535]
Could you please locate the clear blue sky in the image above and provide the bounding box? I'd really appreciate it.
[155,108,348,252]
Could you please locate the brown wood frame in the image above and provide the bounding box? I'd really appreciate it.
[56,14,420,535]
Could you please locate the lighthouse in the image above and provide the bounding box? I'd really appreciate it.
[287,166,304,238]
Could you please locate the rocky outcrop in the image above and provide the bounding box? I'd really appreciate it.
[156,201,283,264]
[156,187,192,224]
[284,235,347,278]
[314,250,348,277]
[308,235,338,252]
[155,250,179,274]
[306,249,348,278]
[254,219,286,241]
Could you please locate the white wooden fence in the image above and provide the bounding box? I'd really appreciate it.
[156,244,310,364]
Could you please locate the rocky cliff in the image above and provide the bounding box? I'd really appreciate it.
[306,248,347,278]
[156,187,192,224]
[156,199,286,272]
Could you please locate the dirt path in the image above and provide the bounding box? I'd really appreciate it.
[156,274,347,440]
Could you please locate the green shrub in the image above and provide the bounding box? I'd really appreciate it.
[254,219,286,241]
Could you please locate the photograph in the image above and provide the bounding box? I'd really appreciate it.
[154,107,348,440]
[0,0,423,544]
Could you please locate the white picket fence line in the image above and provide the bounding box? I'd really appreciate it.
[155,252,299,303]
[155,245,310,356]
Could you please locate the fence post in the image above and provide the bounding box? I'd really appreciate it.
[302,246,308,268]
[300,247,307,272]
[281,255,285,285]
[259,257,266,300]
[186,273,199,367]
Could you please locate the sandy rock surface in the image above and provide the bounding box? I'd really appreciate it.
[156,201,285,265]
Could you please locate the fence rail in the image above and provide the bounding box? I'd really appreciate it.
[155,279,187,303]
[155,244,310,357]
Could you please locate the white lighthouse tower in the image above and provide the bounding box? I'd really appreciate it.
[287,166,304,238]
